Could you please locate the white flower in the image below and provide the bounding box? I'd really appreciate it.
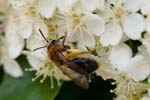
[141,89,150,100]
[109,44,150,81]
[8,14,33,39]
[3,58,23,78]
[141,33,150,56]
[7,0,34,39]
[56,9,105,49]
[37,0,104,50]
[141,97,150,100]
[145,16,150,33]
[140,0,150,15]
[38,0,56,18]
[100,0,145,46]
[0,35,23,78]
[105,45,150,99]
[38,0,78,18]
[123,13,145,40]
[25,52,69,88]
[79,0,105,12]
[81,13,105,36]
[5,22,25,59]
[100,22,122,46]
[108,0,142,12]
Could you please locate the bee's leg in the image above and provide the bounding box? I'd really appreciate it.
[62,45,71,51]
[62,49,90,59]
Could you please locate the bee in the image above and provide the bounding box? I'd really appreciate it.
[34,29,99,89]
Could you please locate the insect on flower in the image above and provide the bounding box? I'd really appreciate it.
[33,29,99,89]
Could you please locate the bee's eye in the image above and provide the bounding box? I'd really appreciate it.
[51,40,56,44]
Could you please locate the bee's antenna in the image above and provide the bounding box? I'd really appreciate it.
[33,45,48,51]
[39,29,49,43]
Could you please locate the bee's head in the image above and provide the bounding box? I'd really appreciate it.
[47,39,62,50]
[33,29,66,51]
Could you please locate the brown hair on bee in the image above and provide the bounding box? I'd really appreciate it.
[33,29,99,89]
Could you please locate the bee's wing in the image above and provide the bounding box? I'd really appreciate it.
[60,64,89,89]
[62,49,90,59]
[71,58,98,73]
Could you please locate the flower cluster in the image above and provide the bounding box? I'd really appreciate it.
[3,0,150,99]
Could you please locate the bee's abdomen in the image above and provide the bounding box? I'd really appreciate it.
[71,58,98,73]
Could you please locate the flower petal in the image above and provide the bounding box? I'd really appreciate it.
[124,0,143,12]
[67,26,82,42]
[5,24,24,59]
[4,59,23,78]
[18,16,33,39]
[38,0,56,18]
[145,17,150,32]
[80,0,104,11]
[79,30,95,49]
[56,0,78,12]
[140,0,150,15]
[123,13,145,40]
[100,22,123,46]
[141,97,150,100]
[33,19,48,41]
[76,43,88,51]
[27,36,47,60]
[141,34,150,57]
[27,54,43,70]
[107,0,126,5]
[109,44,132,71]
[127,55,150,81]
[82,13,105,36]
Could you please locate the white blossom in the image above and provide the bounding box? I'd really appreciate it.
[109,44,150,81]
[100,0,145,46]
[56,9,105,49]
[25,52,69,88]
[5,0,150,98]
[141,34,150,57]
[38,0,78,18]
[141,89,150,100]
[0,35,23,77]
[140,0,150,15]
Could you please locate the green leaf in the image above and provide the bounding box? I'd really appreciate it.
[0,55,62,100]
